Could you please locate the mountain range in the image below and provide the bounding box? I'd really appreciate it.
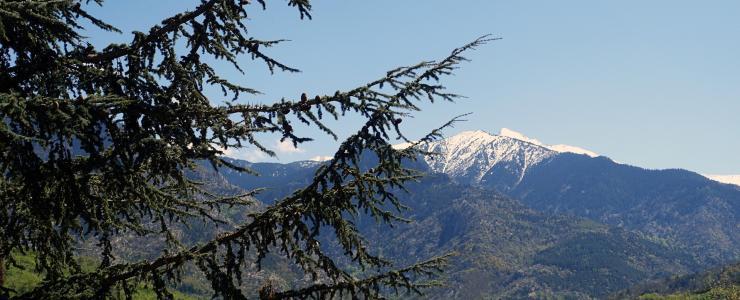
[409,129,739,264]
[52,128,734,298]
[206,128,739,298]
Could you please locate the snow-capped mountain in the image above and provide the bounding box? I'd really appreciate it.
[416,129,598,185]
[217,128,740,272]
[219,128,740,267]
[419,129,740,191]
[419,130,555,183]
[409,129,739,263]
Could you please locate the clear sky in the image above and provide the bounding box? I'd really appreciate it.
[84,1,739,174]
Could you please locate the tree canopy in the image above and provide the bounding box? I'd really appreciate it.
[0,0,491,298]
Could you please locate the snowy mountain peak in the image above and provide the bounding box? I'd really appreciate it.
[499,128,544,146]
[411,128,602,185]
[442,130,498,149]
[498,128,599,158]
[419,130,556,183]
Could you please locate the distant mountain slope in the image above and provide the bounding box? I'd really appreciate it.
[502,153,740,264]
[361,177,700,299]
[412,130,740,265]
[208,129,738,297]
[217,159,322,204]
[611,261,740,299]
[208,158,704,298]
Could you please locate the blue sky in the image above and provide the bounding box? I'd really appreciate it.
[84,1,739,174]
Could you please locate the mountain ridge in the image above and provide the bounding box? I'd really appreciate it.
[208,165,706,298]
[498,128,599,157]
[400,129,739,264]
[206,128,739,297]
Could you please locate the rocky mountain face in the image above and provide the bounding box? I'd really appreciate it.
[413,129,598,187]
[418,130,556,187]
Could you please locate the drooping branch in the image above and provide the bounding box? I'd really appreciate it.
[1,0,493,298]
[81,0,221,63]
[14,34,488,298]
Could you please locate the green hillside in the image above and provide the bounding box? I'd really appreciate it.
[614,262,740,299]
[357,178,701,298]
[4,253,203,299]
[638,285,739,300]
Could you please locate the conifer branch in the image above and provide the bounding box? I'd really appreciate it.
[1,0,493,298]
[13,35,490,299]
[82,0,221,63]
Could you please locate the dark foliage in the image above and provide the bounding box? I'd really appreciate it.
[0,0,493,298]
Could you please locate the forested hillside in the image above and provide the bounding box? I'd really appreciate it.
[612,262,739,299]
[361,177,700,298]
[506,153,740,265]
[206,162,708,298]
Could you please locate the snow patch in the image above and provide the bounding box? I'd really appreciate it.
[548,144,599,158]
[309,155,333,162]
[704,174,740,186]
[499,128,544,146]
[499,128,599,157]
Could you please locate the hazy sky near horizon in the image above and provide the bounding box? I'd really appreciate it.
[84,1,739,174]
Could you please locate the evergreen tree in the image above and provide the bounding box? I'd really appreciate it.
[0,0,491,298]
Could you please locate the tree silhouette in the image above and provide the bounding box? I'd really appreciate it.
[0,0,491,298]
